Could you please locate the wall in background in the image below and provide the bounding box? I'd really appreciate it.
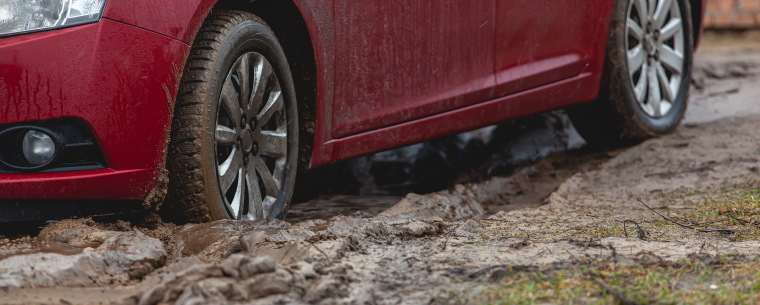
[705,0,760,29]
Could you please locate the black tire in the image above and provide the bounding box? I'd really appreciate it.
[163,10,299,223]
[567,0,693,146]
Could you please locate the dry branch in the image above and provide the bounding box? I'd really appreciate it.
[632,196,736,234]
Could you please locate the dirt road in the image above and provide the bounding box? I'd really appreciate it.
[1,37,760,304]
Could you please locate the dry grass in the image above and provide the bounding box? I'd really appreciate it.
[470,260,760,305]
[659,180,760,240]
[464,180,760,304]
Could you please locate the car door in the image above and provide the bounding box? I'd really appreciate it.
[331,0,495,138]
[493,0,605,96]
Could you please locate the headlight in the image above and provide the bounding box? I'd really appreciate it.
[0,0,107,37]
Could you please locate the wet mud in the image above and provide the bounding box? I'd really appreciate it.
[1,39,760,304]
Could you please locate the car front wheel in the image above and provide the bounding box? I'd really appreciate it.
[164,10,299,223]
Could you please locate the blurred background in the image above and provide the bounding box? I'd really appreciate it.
[704,0,760,29]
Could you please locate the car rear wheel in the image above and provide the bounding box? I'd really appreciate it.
[164,10,299,223]
[567,0,693,145]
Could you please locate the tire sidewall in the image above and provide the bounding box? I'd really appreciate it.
[201,19,299,220]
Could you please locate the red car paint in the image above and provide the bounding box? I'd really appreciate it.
[0,19,187,199]
[0,0,705,200]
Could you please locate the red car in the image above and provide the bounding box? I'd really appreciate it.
[0,0,703,222]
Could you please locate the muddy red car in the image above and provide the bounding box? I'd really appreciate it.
[0,0,704,222]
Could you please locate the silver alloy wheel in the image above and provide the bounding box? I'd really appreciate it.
[625,0,685,118]
[215,52,288,220]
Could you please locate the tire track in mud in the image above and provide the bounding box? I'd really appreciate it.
[4,110,759,304]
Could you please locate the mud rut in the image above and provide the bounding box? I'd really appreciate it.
[1,42,760,305]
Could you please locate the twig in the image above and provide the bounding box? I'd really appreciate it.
[698,219,730,225]
[310,244,332,264]
[633,196,736,234]
[698,241,707,254]
[728,214,760,228]
[622,220,648,241]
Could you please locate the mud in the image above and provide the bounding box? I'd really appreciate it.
[0,220,165,288]
[1,38,760,304]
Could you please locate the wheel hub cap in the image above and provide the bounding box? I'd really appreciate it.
[644,34,656,56]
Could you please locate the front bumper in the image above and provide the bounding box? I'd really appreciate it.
[0,19,188,200]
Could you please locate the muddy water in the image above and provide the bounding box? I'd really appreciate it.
[287,195,401,223]
[1,40,759,304]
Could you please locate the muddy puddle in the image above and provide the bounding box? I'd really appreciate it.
[1,40,760,304]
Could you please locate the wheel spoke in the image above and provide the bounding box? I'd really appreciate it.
[660,18,681,40]
[656,62,674,102]
[647,0,656,17]
[218,148,243,192]
[228,167,244,218]
[221,76,241,127]
[236,54,251,110]
[634,63,649,102]
[256,131,287,158]
[647,65,662,117]
[257,90,284,125]
[658,45,683,73]
[215,125,236,145]
[635,0,649,28]
[653,0,673,28]
[627,18,645,40]
[252,157,279,197]
[627,44,646,74]
[248,57,274,119]
[245,161,263,219]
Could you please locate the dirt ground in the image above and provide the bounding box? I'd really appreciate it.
[1,34,760,305]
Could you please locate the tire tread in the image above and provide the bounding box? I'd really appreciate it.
[163,10,271,223]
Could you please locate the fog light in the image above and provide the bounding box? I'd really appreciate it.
[22,130,56,166]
